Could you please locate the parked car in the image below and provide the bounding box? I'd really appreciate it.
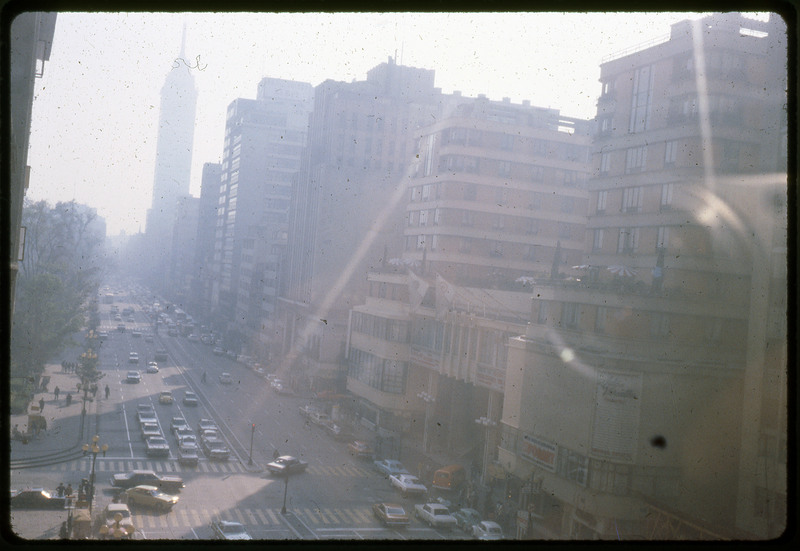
[183,391,198,406]
[321,420,349,439]
[110,470,184,492]
[452,508,482,532]
[414,503,457,530]
[272,382,294,395]
[128,352,139,364]
[177,445,199,466]
[210,519,251,540]
[10,488,66,509]
[298,404,320,418]
[145,436,170,457]
[372,502,410,527]
[124,485,179,512]
[126,370,141,383]
[472,520,504,540]
[99,504,135,539]
[146,361,159,373]
[266,455,308,475]
[374,459,410,477]
[140,422,161,440]
[308,411,330,425]
[347,440,374,459]
[158,391,173,405]
[390,474,428,496]
[218,372,233,384]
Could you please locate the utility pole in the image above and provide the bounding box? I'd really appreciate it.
[249,423,255,466]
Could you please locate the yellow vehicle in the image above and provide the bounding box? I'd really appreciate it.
[124,485,179,512]
[431,464,466,491]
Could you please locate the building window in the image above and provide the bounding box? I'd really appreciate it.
[464,183,477,200]
[593,229,604,251]
[629,64,654,133]
[597,190,607,213]
[558,223,572,239]
[599,152,611,175]
[434,208,441,226]
[561,197,575,214]
[706,318,722,341]
[498,161,512,177]
[526,218,539,235]
[617,228,639,254]
[416,235,426,250]
[562,303,579,329]
[537,301,548,324]
[657,226,670,250]
[622,187,643,213]
[408,211,416,226]
[496,187,508,205]
[419,210,429,226]
[530,166,544,182]
[411,186,421,202]
[459,238,472,253]
[422,184,432,200]
[529,191,543,209]
[598,116,613,136]
[461,211,474,227]
[524,245,536,260]
[595,306,607,332]
[501,133,514,151]
[492,215,505,230]
[625,146,647,174]
[660,183,674,210]
[664,140,678,167]
[490,241,504,257]
[431,234,439,251]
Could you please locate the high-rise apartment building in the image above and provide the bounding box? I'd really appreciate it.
[188,162,221,319]
[501,13,786,539]
[276,58,457,388]
[345,96,593,470]
[209,78,313,353]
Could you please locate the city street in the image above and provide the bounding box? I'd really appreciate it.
[10,295,470,541]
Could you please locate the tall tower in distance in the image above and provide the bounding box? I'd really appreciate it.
[145,23,198,289]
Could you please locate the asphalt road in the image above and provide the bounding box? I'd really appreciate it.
[9,296,471,541]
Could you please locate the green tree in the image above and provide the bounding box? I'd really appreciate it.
[10,199,105,381]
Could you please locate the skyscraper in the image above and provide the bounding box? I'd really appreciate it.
[145,24,198,288]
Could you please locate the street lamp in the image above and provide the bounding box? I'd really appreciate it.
[82,434,108,513]
[281,474,290,515]
[77,349,97,437]
[475,416,497,486]
[417,391,435,454]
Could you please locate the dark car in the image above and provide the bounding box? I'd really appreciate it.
[266,455,308,475]
[10,489,67,509]
[110,470,184,493]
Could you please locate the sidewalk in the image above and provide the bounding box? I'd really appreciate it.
[10,359,98,461]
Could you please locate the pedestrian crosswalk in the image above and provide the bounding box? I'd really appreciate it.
[129,505,378,531]
[51,458,373,478]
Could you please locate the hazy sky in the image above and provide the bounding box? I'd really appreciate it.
[22,12,768,236]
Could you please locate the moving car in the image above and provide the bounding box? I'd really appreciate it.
[144,334,153,342]
[99,504,135,539]
[126,371,141,383]
[137,406,157,425]
[10,488,66,509]
[158,391,173,405]
[212,347,225,356]
[154,349,168,362]
[374,459,410,477]
[183,391,198,406]
[110,470,184,492]
[179,434,199,448]
[197,419,218,433]
[170,417,188,433]
[146,361,159,373]
[202,438,231,461]
[347,440,374,459]
[414,503,457,530]
[210,519,251,540]
[308,411,330,425]
[145,436,170,457]
[124,485,179,511]
[174,427,193,442]
[266,455,308,475]
[372,502,410,527]
[128,352,139,364]
[218,372,233,384]
[452,508,482,532]
[117,324,125,332]
[390,473,428,496]
[472,520,503,540]
[131,331,142,338]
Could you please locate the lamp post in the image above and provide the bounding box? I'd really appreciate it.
[281,474,290,515]
[417,391,435,454]
[82,434,108,513]
[475,416,497,486]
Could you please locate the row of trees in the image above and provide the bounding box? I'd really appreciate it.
[11,199,106,409]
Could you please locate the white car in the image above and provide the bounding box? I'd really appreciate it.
[219,372,233,384]
[128,352,139,363]
[414,503,457,530]
[211,520,251,540]
[146,361,159,373]
[126,371,141,384]
[390,473,428,495]
[472,520,503,540]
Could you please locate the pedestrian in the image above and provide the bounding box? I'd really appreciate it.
[54,386,60,400]
[104,385,110,399]
[64,483,73,497]
[65,393,72,407]
[59,521,68,539]
[61,361,66,373]
[38,397,45,413]
[90,384,97,397]
[56,482,65,497]
[273,449,280,460]
[201,371,207,383]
